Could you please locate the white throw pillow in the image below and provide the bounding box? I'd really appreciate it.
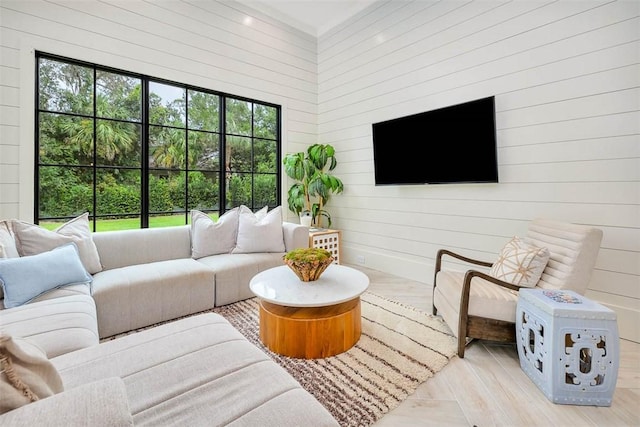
[12,213,102,274]
[190,208,239,259]
[0,221,19,259]
[0,222,19,300]
[489,236,550,288]
[254,205,268,220]
[232,205,285,254]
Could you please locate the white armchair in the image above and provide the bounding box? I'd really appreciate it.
[432,218,603,358]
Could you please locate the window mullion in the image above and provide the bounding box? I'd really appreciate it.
[33,55,40,224]
[92,67,98,232]
[141,79,150,228]
[185,90,189,224]
[220,97,227,214]
[251,102,255,211]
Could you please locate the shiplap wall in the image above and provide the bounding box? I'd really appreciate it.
[0,0,317,219]
[318,0,639,342]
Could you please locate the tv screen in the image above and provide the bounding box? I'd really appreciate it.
[372,96,498,185]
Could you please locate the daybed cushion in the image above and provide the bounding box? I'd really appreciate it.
[0,295,99,358]
[197,253,285,306]
[0,377,133,427]
[52,313,339,426]
[91,258,215,338]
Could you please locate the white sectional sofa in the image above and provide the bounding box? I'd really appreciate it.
[0,210,340,426]
[2,314,339,426]
[90,222,307,338]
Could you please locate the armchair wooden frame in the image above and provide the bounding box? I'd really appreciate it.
[433,249,525,358]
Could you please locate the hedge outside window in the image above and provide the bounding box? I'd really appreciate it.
[36,53,281,231]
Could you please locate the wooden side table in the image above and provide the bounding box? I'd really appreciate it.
[308,228,341,264]
[249,265,370,358]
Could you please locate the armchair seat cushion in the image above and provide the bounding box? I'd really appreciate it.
[433,270,518,337]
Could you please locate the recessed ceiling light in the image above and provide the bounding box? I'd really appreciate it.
[243,16,253,26]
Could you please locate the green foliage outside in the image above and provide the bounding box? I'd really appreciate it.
[40,212,220,232]
[37,56,279,229]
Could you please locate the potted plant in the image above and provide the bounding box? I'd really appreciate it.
[282,144,344,229]
[283,248,334,281]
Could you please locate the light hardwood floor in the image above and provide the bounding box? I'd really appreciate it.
[350,265,640,427]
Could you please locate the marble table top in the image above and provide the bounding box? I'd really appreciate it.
[249,264,369,308]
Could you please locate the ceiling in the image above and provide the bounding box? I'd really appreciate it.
[237,0,377,36]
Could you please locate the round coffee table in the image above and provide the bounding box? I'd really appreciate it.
[250,264,369,359]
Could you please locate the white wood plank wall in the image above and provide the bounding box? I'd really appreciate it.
[1,0,638,342]
[317,0,640,342]
[0,0,317,217]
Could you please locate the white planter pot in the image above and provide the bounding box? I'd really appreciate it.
[300,215,313,227]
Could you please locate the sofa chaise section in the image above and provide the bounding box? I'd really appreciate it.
[51,313,339,426]
[0,294,98,358]
[197,253,284,306]
[91,258,215,338]
[199,221,309,306]
[92,225,217,338]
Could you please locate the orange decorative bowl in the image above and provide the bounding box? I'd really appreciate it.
[283,248,334,282]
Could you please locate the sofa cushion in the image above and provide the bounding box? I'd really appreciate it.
[190,208,239,259]
[52,313,338,426]
[489,236,550,288]
[11,213,102,274]
[0,333,64,415]
[233,205,285,254]
[91,258,215,338]
[197,252,284,306]
[0,295,99,358]
[0,243,92,309]
[92,225,191,270]
[0,377,133,426]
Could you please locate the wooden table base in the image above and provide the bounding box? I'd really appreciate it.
[258,297,362,359]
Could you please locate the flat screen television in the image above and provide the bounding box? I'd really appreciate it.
[372,96,498,185]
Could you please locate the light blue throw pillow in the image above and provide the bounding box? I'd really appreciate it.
[0,242,92,308]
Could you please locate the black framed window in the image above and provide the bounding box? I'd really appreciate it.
[35,53,280,231]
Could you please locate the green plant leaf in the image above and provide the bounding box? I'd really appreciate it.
[282,143,343,222]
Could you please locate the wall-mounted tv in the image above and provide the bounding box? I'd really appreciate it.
[372,96,498,185]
